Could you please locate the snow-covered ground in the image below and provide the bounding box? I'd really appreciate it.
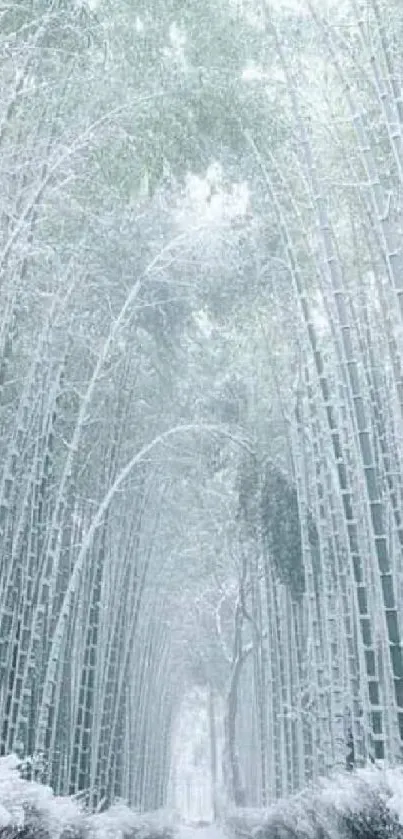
[3,750,403,839]
[177,825,225,839]
[0,754,175,839]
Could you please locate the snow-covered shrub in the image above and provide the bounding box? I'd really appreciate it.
[86,805,176,839]
[224,767,403,839]
[0,755,85,838]
[0,757,175,839]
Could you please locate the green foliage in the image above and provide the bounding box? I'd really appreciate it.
[93,0,288,198]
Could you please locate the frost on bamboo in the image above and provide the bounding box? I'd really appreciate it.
[1,0,403,816]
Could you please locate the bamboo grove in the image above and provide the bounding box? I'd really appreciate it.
[1,0,403,813]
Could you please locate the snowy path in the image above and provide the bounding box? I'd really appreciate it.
[177,824,227,839]
[169,688,225,823]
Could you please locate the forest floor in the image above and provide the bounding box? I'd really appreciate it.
[177,822,225,839]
